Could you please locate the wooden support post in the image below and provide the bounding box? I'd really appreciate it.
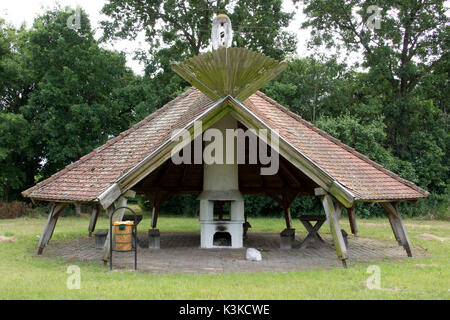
[37,203,67,255]
[103,198,127,262]
[75,203,81,216]
[151,205,159,229]
[284,207,292,230]
[88,204,100,237]
[267,191,297,230]
[387,212,403,245]
[146,191,171,229]
[106,203,116,216]
[347,206,358,236]
[380,202,412,257]
[284,191,299,230]
[321,194,348,267]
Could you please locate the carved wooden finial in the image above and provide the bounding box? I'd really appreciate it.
[211,14,233,50]
[171,13,287,101]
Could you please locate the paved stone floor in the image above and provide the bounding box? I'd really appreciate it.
[43,231,425,273]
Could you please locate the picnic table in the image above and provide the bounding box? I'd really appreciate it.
[298,215,326,249]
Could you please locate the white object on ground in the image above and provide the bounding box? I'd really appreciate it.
[246,248,262,261]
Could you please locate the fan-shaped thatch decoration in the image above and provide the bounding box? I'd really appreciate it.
[171,47,287,101]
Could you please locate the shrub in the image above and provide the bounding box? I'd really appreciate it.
[403,187,450,220]
[137,195,153,213]
[137,194,199,217]
[0,201,33,219]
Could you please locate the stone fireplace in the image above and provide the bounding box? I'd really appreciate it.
[198,191,244,248]
[198,114,245,249]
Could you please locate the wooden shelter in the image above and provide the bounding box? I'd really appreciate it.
[22,15,428,267]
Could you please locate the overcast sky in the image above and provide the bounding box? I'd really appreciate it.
[0,0,312,74]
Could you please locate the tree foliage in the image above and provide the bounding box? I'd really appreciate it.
[0,8,139,200]
[101,0,296,62]
[300,0,449,193]
[101,0,298,119]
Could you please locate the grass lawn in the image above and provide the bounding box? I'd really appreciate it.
[0,206,449,300]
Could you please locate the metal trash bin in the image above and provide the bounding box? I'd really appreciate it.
[113,221,134,251]
[109,207,138,271]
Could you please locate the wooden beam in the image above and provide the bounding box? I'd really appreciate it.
[155,162,172,186]
[154,193,172,228]
[88,204,100,237]
[37,203,67,255]
[123,190,136,198]
[75,203,81,216]
[380,202,412,257]
[151,205,159,229]
[97,183,122,209]
[106,203,116,216]
[321,194,348,267]
[180,165,189,186]
[266,191,298,230]
[284,207,293,230]
[282,191,300,230]
[314,187,327,197]
[145,191,172,229]
[347,206,358,236]
[136,186,202,194]
[246,187,310,196]
[279,160,301,187]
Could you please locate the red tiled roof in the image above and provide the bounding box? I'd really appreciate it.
[23,88,214,202]
[246,91,428,200]
[23,88,428,202]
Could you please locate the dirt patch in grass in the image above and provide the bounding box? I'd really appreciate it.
[414,264,439,268]
[0,236,16,243]
[418,233,449,242]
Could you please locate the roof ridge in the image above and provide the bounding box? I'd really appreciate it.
[22,87,197,199]
[254,91,429,197]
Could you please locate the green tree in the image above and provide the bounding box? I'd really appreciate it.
[262,57,353,122]
[102,0,296,62]
[20,8,138,177]
[0,20,41,201]
[316,115,418,182]
[101,0,298,116]
[301,0,447,98]
[0,8,142,200]
[0,113,34,201]
[300,0,449,193]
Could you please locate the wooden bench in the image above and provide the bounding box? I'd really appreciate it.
[94,229,108,249]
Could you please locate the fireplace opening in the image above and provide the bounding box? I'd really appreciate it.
[213,232,231,246]
[213,201,231,221]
